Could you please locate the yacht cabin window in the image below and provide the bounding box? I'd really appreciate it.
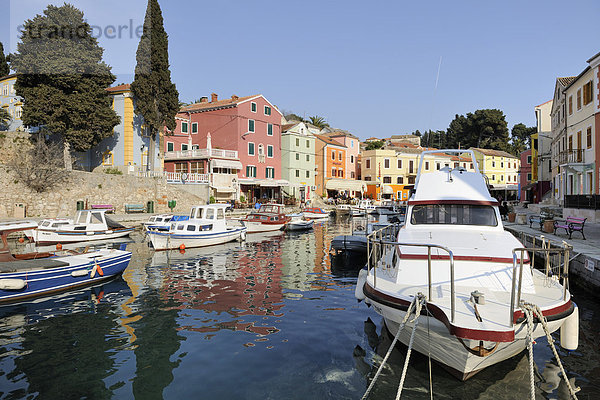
[411,204,497,226]
[205,208,215,219]
[217,209,225,219]
[187,225,196,231]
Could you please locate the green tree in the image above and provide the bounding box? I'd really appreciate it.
[0,108,10,129]
[10,4,119,169]
[284,112,306,122]
[446,109,510,151]
[308,115,329,129]
[365,140,385,150]
[131,0,180,171]
[0,42,9,77]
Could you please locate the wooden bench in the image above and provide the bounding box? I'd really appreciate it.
[91,204,115,213]
[125,204,145,213]
[528,212,551,230]
[554,217,587,240]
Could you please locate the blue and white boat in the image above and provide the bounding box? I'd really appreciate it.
[147,204,247,251]
[0,221,132,305]
[144,214,189,232]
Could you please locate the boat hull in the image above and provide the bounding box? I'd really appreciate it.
[148,227,246,250]
[242,221,286,233]
[302,212,330,220]
[0,250,131,305]
[286,221,314,231]
[331,235,367,253]
[34,228,134,245]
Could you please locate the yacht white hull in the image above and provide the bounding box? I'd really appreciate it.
[34,228,134,245]
[302,212,329,220]
[148,227,246,251]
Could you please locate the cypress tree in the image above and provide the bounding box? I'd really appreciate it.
[9,4,120,168]
[0,42,9,77]
[131,0,179,171]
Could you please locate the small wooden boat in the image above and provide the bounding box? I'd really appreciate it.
[30,210,134,245]
[147,204,246,250]
[0,221,132,304]
[302,207,330,220]
[241,204,291,233]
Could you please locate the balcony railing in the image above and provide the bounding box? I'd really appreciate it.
[558,149,585,164]
[165,172,210,183]
[164,148,238,160]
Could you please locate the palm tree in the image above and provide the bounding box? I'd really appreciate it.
[308,115,329,129]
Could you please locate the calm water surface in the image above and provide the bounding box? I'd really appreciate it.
[0,219,598,399]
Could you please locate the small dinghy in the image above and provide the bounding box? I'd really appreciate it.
[285,219,314,231]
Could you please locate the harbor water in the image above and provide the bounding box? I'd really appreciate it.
[0,218,598,399]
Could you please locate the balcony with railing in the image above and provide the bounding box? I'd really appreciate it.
[164,148,238,161]
[135,170,210,184]
[558,149,585,164]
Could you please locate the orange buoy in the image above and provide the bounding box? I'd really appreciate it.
[56,243,63,250]
[96,263,104,276]
[18,237,25,243]
[179,244,186,251]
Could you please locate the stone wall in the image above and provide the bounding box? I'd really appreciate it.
[0,131,208,218]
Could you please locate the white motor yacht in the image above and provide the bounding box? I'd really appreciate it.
[355,149,578,380]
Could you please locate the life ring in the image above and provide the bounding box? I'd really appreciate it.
[181,173,188,181]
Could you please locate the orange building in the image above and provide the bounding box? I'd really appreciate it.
[315,134,347,196]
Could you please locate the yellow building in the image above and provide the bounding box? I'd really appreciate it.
[471,148,520,199]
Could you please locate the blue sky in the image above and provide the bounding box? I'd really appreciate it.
[1,0,599,140]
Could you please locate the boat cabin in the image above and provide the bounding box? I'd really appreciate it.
[68,210,110,231]
[171,204,229,232]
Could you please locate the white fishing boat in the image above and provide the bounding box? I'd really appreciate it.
[285,219,314,231]
[147,204,246,251]
[30,210,134,245]
[355,149,578,380]
[241,204,291,233]
[143,214,173,231]
[350,199,377,216]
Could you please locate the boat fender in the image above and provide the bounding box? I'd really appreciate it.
[560,305,579,351]
[71,270,88,277]
[355,268,367,301]
[96,263,104,276]
[90,263,97,278]
[0,279,26,290]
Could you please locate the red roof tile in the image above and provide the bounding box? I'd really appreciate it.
[106,83,131,92]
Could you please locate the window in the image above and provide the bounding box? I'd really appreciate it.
[266,167,275,178]
[248,142,255,156]
[411,204,497,226]
[492,161,496,168]
[351,155,354,163]
[331,168,336,177]
[491,175,496,180]
[264,106,271,115]
[577,89,582,110]
[267,145,273,158]
[248,119,255,132]
[339,152,342,161]
[306,140,310,148]
[338,169,344,178]
[181,121,188,133]
[167,142,174,152]
[398,159,402,168]
[296,138,300,146]
[175,162,186,173]
[384,158,390,168]
[217,209,224,219]
[181,144,188,151]
[246,165,257,177]
[527,155,531,164]
[331,150,335,160]
[568,135,573,151]
[296,170,300,177]
[306,154,309,162]
[190,161,204,174]
[306,171,309,178]
[470,163,473,169]
[251,102,257,112]
[587,127,592,149]
[192,144,199,150]
[436,163,440,170]
[102,151,113,166]
[267,123,273,136]
[351,172,355,178]
[366,159,371,168]
[351,140,354,148]
[584,81,593,106]
[527,173,532,181]
[383,176,391,183]
[569,96,573,115]
[296,153,299,160]
[425,161,429,170]
[397,176,404,184]
[500,162,504,168]
[500,175,504,181]
[191,122,198,134]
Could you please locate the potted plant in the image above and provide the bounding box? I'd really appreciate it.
[507,204,516,223]
[542,209,555,233]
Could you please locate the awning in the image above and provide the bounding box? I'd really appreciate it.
[211,159,243,169]
[382,185,394,195]
[259,179,289,187]
[211,186,236,193]
[325,179,367,192]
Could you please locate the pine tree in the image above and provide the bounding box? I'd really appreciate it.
[0,42,9,77]
[131,0,179,171]
[9,4,120,169]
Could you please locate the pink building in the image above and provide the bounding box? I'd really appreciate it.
[323,130,360,179]
[164,93,284,203]
[520,149,533,202]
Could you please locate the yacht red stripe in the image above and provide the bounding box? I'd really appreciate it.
[407,200,499,206]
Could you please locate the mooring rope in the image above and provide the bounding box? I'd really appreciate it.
[361,294,426,400]
[520,301,579,400]
[395,296,425,400]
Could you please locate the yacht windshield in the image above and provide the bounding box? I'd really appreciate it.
[411,204,497,226]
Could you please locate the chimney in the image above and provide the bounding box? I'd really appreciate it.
[200,96,208,103]
[211,93,218,102]
[231,94,239,101]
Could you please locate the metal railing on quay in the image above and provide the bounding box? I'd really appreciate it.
[367,225,456,323]
[509,238,572,327]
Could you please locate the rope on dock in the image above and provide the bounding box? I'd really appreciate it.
[520,301,579,400]
[361,293,426,400]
